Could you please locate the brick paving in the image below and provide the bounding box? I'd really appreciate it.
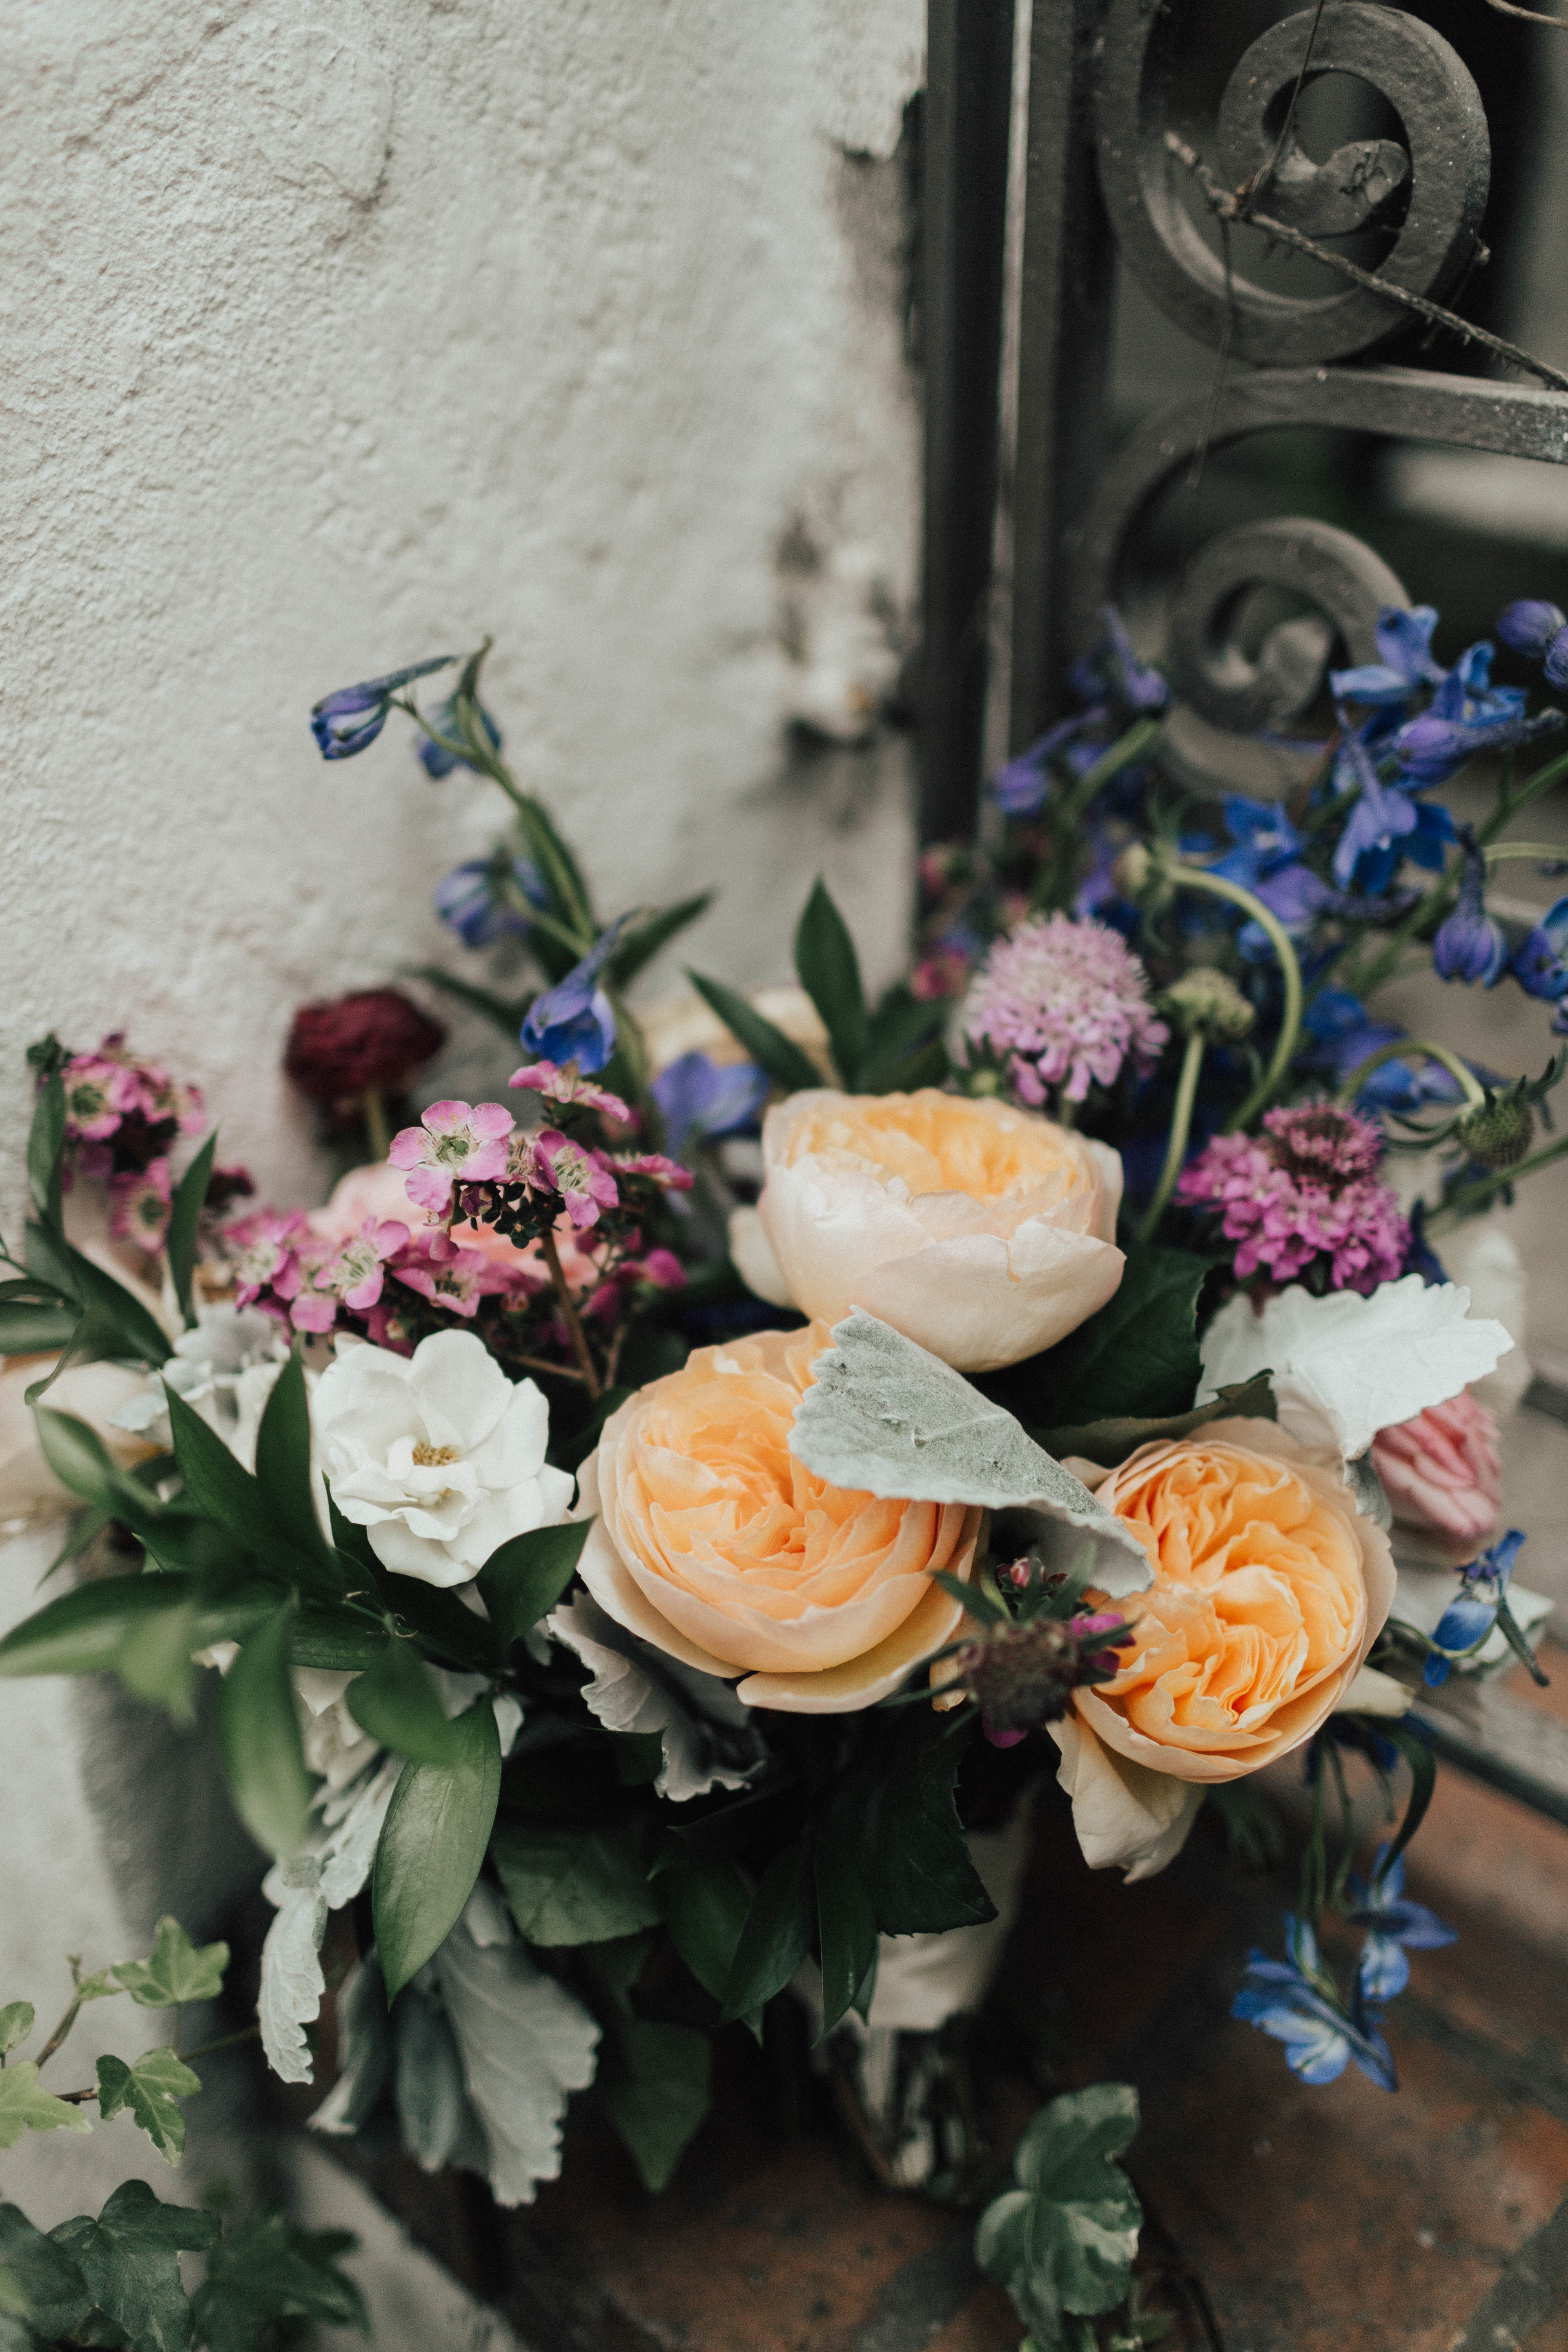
[318,1644,1568,2351]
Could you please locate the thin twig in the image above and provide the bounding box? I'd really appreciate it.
[1242,0,1328,213]
[1166,131,1568,393]
[508,1349,591,1387]
[540,1228,601,1397]
[1486,0,1568,23]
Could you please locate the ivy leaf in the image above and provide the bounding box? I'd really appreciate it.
[476,1521,590,1653]
[165,1134,217,1332]
[493,1823,661,1947]
[218,1606,314,1860]
[190,2212,367,2352]
[0,2063,91,2149]
[0,2006,33,2058]
[684,971,823,1096]
[974,2083,1143,2339]
[94,2049,202,2167]
[793,878,869,1086]
[719,1838,816,2024]
[373,1703,502,2001]
[986,1244,1210,1429]
[599,2019,712,2193]
[112,1917,229,2009]
[50,2179,219,2352]
[0,2203,89,2344]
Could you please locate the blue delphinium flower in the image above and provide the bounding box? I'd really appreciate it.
[1074,605,1170,716]
[651,1052,770,1160]
[517,920,625,1072]
[1232,1915,1397,2090]
[1343,1848,1456,2000]
[310,655,455,760]
[417,691,503,779]
[991,715,1092,816]
[1497,599,1566,657]
[1511,896,1568,1001]
[1423,1529,1526,1685]
[1330,604,1447,706]
[990,608,1167,816]
[1432,829,1507,984]
[434,853,548,948]
[1332,726,1421,890]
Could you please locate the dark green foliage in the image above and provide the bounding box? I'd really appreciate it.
[50,2180,221,2352]
[684,972,822,1096]
[476,1521,590,1652]
[974,2085,1143,2345]
[373,1704,502,2000]
[190,2212,367,2352]
[494,1823,662,1946]
[983,1244,1212,1432]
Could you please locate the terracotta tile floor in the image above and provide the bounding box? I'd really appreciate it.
[331,1652,1568,2350]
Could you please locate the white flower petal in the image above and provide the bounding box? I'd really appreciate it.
[1048,1714,1204,1883]
[467,1382,550,1489]
[407,1329,512,1452]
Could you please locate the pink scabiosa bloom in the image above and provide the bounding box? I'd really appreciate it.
[526,1130,619,1230]
[277,1218,410,1333]
[1176,1100,1409,1297]
[389,1100,515,1214]
[960,913,1168,1105]
[508,1062,633,1124]
[1370,1390,1503,1546]
[109,1158,173,1254]
[224,1208,310,1308]
[391,1235,514,1320]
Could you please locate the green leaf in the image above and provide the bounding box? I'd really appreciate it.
[50,2178,219,2352]
[217,1606,313,1860]
[405,964,533,1041]
[0,1301,81,1354]
[1036,1374,1277,1468]
[814,1830,880,2038]
[685,970,823,1096]
[599,2019,711,2193]
[1365,1720,1437,1889]
[0,1571,194,1679]
[373,1703,502,2001]
[191,2212,367,2352]
[254,1352,342,1590]
[653,1853,756,2016]
[0,2203,89,2344]
[94,2049,201,2167]
[164,1135,217,1332]
[54,1242,171,1368]
[719,1838,815,2023]
[975,2084,1143,2339]
[288,1604,390,1673]
[494,1823,661,1947]
[0,2063,91,2149]
[114,1597,199,1725]
[347,1639,463,1764]
[0,2006,33,2058]
[837,1709,994,1936]
[858,984,946,1090]
[476,1521,590,1652]
[33,1406,137,1517]
[607,892,715,990]
[112,1917,229,2009]
[793,879,868,1085]
[984,1243,1210,1430]
[26,1072,66,1235]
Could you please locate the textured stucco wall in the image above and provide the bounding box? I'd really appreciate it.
[2,0,925,1224]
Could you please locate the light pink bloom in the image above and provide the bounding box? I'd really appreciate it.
[1176,1105,1409,1297]
[612,1150,693,1192]
[388,1100,515,1214]
[392,1236,514,1319]
[528,1130,619,1230]
[961,913,1168,1105]
[62,1054,140,1142]
[308,1160,415,1243]
[279,1218,410,1333]
[108,1158,172,1254]
[1371,1390,1503,1545]
[224,1209,308,1307]
[508,1061,633,1124]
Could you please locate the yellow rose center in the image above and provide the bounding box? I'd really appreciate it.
[412,1441,461,1468]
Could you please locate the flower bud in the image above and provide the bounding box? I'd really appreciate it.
[951,1613,1130,1734]
[1455,1093,1534,1169]
[1114,842,1153,899]
[1159,966,1256,1043]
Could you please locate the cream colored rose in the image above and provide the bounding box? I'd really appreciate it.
[576,1324,984,1713]
[745,1088,1125,1374]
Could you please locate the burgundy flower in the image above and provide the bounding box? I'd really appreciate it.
[284,989,447,1104]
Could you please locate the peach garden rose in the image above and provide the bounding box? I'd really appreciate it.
[740,1087,1126,1374]
[575,1323,984,1713]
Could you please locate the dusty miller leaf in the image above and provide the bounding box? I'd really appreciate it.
[433,1914,600,2207]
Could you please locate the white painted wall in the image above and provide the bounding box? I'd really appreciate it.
[2,0,925,1228]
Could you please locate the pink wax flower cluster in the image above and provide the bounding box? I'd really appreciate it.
[960,913,1168,1105]
[1176,1100,1410,1296]
[1370,1390,1503,1547]
[52,1033,207,1255]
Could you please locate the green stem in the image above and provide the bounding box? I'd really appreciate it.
[1032,717,1163,910]
[1136,1030,1205,1244]
[361,1087,391,1163]
[1426,1128,1568,1231]
[1335,1038,1485,1112]
[541,1227,601,1398]
[1155,862,1304,1129]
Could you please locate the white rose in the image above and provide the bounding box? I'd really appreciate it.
[746,1087,1125,1374]
[310,1329,574,1588]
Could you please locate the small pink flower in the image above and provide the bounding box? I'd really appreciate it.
[635,1247,686,1290]
[961,913,1168,1104]
[1176,1109,1409,1298]
[1371,1390,1503,1546]
[508,1061,633,1124]
[62,1054,140,1142]
[109,1157,172,1254]
[389,1100,516,1213]
[390,1232,516,1319]
[612,1150,694,1192]
[529,1130,619,1230]
[225,1209,310,1307]
[283,1218,410,1332]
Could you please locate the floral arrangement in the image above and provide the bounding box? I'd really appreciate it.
[2,606,1563,2348]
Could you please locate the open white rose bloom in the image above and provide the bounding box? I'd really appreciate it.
[312,1328,575,1587]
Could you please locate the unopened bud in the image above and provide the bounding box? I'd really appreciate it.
[1159,966,1256,1043]
[1114,842,1153,898]
[1456,1093,1534,1169]
[952,1614,1131,1734]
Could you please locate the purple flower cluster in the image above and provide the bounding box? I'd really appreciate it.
[1176,1101,1409,1295]
[960,913,1168,1106]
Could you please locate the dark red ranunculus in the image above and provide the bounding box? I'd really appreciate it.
[284,990,447,1102]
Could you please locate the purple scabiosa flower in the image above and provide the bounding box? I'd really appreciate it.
[108,1157,173,1255]
[1232,1915,1397,2091]
[389,1100,516,1214]
[649,1051,769,1159]
[310,656,455,760]
[1176,1102,1410,1295]
[517,920,625,1074]
[1343,1848,1456,2000]
[434,853,547,948]
[1511,897,1568,1001]
[1422,1529,1526,1686]
[960,913,1168,1105]
[1330,604,1446,707]
[509,1061,634,1123]
[416,690,502,779]
[1496,599,1566,657]
[1433,832,1507,985]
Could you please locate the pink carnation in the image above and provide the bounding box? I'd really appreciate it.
[388,1100,515,1213]
[960,914,1168,1105]
[1176,1100,1408,1297]
[1371,1390,1503,1546]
